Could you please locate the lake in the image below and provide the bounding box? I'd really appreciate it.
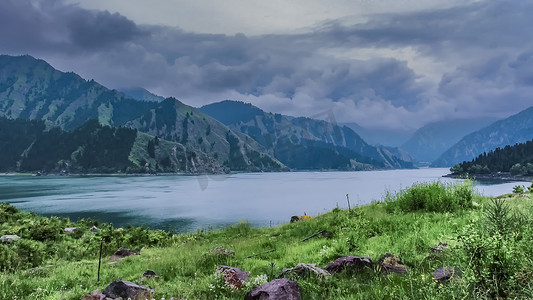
[1,168,529,232]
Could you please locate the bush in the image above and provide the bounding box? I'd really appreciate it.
[385,180,474,213]
[458,198,528,298]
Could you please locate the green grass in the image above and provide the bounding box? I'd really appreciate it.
[1,180,533,299]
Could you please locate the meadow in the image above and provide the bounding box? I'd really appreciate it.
[1,179,532,299]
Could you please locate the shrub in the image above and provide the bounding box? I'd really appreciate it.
[513,185,525,194]
[385,180,474,213]
[458,198,529,298]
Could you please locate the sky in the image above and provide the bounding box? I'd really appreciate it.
[1,0,532,131]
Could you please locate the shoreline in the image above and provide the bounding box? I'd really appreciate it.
[444,172,533,183]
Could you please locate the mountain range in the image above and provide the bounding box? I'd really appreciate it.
[0,55,412,173]
[200,100,413,170]
[2,54,531,173]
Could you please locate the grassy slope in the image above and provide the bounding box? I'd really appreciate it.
[1,182,533,299]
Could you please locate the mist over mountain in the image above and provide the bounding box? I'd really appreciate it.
[401,118,497,165]
[343,123,414,147]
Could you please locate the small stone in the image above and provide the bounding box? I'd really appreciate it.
[0,235,20,243]
[324,256,372,274]
[216,265,250,289]
[64,227,77,233]
[81,289,106,300]
[280,263,331,278]
[379,253,407,274]
[103,280,153,300]
[430,242,449,253]
[110,247,139,261]
[245,278,301,300]
[142,270,159,278]
[210,246,235,257]
[433,266,461,282]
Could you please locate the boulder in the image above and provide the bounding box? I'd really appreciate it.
[280,263,331,278]
[245,278,301,300]
[324,256,372,274]
[216,265,250,289]
[433,266,461,282]
[142,270,159,278]
[210,246,235,257]
[110,247,139,261]
[0,235,20,243]
[103,280,153,300]
[379,253,407,274]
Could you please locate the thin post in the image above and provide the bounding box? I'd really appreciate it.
[346,194,351,210]
[98,238,103,282]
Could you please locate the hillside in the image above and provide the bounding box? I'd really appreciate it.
[432,106,533,167]
[126,98,285,171]
[0,55,156,130]
[3,181,533,299]
[401,118,497,165]
[450,139,533,177]
[0,117,224,174]
[0,55,283,172]
[200,101,413,170]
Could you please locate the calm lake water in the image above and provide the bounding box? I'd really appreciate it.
[0,168,529,232]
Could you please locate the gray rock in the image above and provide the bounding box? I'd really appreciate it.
[81,289,107,300]
[430,242,449,253]
[324,256,372,274]
[142,270,158,278]
[216,265,250,289]
[245,278,301,300]
[379,253,407,274]
[280,263,331,278]
[0,235,20,243]
[110,247,139,261]
[433,266,461,282]
[210,246,235,257]
[64,227,77,233]
[103,280,153,300]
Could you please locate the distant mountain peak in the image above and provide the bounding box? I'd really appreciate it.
[432,106,533,167]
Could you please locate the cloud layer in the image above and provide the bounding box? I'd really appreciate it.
[1,0,532,130]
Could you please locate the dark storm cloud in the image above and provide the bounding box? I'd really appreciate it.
[1,0,532,128]
[66,9,143,50]
[0,0,142,53]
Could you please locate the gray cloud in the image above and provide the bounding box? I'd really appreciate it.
[1,0,532,130]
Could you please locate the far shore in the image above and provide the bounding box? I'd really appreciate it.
[445,172,533,183]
